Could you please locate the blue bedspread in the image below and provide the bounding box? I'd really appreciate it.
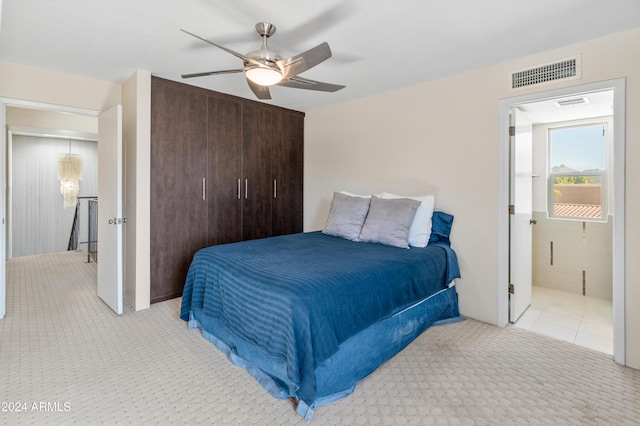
[180,231,460,408]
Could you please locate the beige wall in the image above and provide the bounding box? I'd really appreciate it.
[0,62,121,112]
[304,28,640,368]
[6,107,98,134]
[532,211,612,300]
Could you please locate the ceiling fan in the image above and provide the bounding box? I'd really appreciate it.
[181,22,345,100]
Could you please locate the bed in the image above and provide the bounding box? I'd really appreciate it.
[180,193,462,420]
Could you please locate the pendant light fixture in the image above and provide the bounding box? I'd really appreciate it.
[58,138,83,208]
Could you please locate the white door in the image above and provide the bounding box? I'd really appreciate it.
[509,107,533,322]
[97,105,124,315]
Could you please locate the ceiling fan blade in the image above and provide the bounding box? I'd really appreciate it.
[246,78,272,100]
[181,29,264,68]
[277,42,332,79]
[181,69,245,79]
[278,76,345,93]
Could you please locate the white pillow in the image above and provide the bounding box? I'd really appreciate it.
[380,192,435,247]
[339,191,371,198]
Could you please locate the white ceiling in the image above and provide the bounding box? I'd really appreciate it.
[518,90,614,124]
[1,0,639,113]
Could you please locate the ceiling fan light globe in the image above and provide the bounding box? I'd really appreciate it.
[246,67,283,86]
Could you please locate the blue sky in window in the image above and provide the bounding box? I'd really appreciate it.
[549,124,606,171]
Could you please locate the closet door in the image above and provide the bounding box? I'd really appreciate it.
[207,96,242,246]
[150,81,208,303]
[242,103,273,241]
[271,110,304,236]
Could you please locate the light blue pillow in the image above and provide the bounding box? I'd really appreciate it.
[323,192,371,241]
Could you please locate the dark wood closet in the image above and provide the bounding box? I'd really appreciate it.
[150,77,304,303]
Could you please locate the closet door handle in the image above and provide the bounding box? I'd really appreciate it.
[245,179,248,200]
[273,179,277,199]
[237,179,241,200]
[202,178,206,201]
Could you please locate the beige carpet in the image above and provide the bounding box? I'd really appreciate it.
[1,251,639,425]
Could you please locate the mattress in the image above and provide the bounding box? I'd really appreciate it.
[180,231,461,419]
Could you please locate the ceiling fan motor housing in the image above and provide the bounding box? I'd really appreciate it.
[255,22,277,38]
[247,22,282,65]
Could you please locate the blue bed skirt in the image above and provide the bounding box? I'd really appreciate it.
[186,285,462,421]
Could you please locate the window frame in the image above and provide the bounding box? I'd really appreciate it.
[546,122,608,222]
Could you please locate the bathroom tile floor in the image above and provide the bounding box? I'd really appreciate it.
[513,285,613,355]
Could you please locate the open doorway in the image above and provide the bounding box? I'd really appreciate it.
[8,117,99,259]
[498,79,626,365]
[510,94,614,355]
[1,101,104,320]
[6,106,98,258]
[1,99,125,318]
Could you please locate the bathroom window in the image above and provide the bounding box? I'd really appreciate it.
[548,123,607,221]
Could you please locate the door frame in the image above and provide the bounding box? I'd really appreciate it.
[0,100,5,319]
[497,78,626,365]
[0,97,100,320]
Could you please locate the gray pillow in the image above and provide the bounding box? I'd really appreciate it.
[359,196,421,248]
[323,192,371,241]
